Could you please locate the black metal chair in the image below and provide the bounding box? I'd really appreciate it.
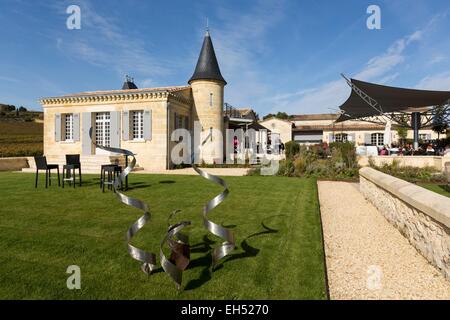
[34,156,60,188]
[66,154,82,186]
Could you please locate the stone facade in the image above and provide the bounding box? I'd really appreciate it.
[191,80,224,163]
[268,113,440,146]
[39,31,231,170]
[359,167,450,280]
[41,89,191,170]
[258,118,293,144]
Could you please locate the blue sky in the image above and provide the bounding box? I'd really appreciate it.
[1,0,450,116]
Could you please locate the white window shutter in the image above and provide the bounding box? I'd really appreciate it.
[55,113,61,142]
[82,112,92,155]
[110,111,120,148]
[364,133,372,145]
[143,110,152,141]
[122,111,129,141]
[73,113,80,141]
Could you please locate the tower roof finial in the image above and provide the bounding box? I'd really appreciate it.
[206,17,209,35]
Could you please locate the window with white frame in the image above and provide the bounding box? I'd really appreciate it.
[419,134,428,141]
[64,113,74,141]
[131,110,144,140]
[371,133,384,146]
[335,133,348,143]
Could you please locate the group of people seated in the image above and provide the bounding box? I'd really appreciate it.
[378,143,450,156]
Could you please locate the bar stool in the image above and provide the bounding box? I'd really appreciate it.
[34,156,60,188]
[66,154,82,186]
[62,164,76,188]
[100,164,123,192]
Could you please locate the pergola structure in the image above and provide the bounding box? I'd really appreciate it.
[336,74,450,149]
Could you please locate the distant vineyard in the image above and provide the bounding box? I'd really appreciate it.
[0,121,43,157]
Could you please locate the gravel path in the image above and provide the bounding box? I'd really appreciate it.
[318,181,450,300]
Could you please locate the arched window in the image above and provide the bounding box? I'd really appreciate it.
[335,133,348,143]
[371,133,384,146]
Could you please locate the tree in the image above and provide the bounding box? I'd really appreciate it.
[396,126,408,143]
[0,104,15,112]
[19,106,28,112]
[432,106,449,140]
[263,111,291,120]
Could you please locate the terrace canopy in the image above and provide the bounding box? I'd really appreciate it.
[336,78,450,123]
[336,76,450,149]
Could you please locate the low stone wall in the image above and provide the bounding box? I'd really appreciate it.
[0,157,31,171]
[358,155,447,172]
[359,167,450,281]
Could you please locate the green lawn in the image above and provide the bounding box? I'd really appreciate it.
[419,183,450,198]
[0,172,327,300]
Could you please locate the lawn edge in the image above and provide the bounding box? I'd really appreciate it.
[315,180,331,300]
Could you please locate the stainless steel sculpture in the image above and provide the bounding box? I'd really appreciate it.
[89,128,157,274]
[89,128,235,289]
[192,131,235,267]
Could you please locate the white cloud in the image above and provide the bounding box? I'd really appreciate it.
[55,0,172,83]
[275,28,425,115]
[211,0,284,107]
[378,72,400,85]
[0,75,20,83]
[428,54,446,65]
[416,72,450,90]
[354,31,421,81]
[140,78,156,88]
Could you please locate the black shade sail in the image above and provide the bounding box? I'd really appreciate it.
[336,79,450,122]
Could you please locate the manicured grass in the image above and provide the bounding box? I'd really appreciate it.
[418,183,450,198]
[0,172,327,300]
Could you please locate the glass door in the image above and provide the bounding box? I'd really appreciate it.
[95,112,111,154]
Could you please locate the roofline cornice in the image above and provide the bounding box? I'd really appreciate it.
[40,89,192,106]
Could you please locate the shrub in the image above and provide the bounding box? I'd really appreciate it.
[285,141,300,159]
[275,142,358,181]
[369,160,446,183]
[277,158,295,177]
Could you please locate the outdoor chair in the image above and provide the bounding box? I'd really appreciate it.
[65,154,82,186]
[34,156,60,188]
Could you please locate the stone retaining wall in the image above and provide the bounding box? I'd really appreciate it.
[358,155,447,172]
[0,157,31,171]
[359,167,450,280]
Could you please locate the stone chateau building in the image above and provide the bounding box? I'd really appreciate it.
[260,114,439,146]
[40,31,231,170]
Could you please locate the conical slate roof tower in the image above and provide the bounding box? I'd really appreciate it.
[189,31,226,85]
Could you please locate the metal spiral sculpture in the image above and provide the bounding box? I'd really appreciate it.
[192,130,236,267]
[89,128,157,274]
[89,128,235,288]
